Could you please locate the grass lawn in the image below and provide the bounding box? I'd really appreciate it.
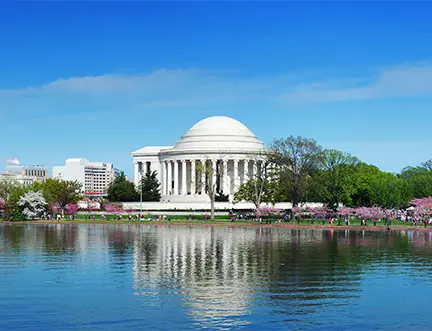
[1,215,429,229]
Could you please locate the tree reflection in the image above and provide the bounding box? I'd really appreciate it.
[2,224,432,329]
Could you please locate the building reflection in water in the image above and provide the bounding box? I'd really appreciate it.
[3,224,432,329]
[131,226,365,329]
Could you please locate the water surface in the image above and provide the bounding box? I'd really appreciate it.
[1,224,432,330]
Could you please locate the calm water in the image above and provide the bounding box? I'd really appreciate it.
[1,224,432,330]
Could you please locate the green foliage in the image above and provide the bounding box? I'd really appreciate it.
[139,170,161,202]
[0,180,30,221]
[270,136,324,206]
[348,163,411,208]
[233,179,278,207]
[107,172,139,202]
[31,178,82,212]
[368,172,411,208]
[315,149,359,210]
[215,191,229,202]
[400,162,432,198]
[267,139,413,209]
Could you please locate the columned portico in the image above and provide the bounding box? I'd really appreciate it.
[131,116,265,203]
[159,157,263,198]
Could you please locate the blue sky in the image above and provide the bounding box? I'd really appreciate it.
[1,2,432,176]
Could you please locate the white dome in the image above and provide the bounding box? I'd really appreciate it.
[172,116,264,153]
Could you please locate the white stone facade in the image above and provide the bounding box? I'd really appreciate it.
[0,173,37,186]
[6,165,48,180]
[0,164,49,186]
[131,116,265,202]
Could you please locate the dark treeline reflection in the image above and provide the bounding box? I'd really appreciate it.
[2,224,432,328]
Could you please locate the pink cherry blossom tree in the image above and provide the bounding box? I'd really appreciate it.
[49,203,61,215]
[355,206,384,225]
[310,206,332,220]
[410,197,432,209]
[104,203,123,214]
[338,207,355,217]
[410,198,432,227]
[66,204,79,215]
[256,207,284,218]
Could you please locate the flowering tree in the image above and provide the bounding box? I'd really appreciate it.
[292,206,308,220]
[49,203,61,215]
[338,207,355,217]
[410,197,432,209]
[66,203,79,215]
[310,206,331,220]
[0,199,4,212]
[355,206,384,225]
[18,191,47,219]
[409,198,432,227]
[410,198,432,226]
[104,203,123,214]
[355,207,371,220]
[256,207,284,218]
[87,200,100,211]
[369,207,384,221]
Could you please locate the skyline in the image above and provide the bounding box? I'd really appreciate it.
[1,2,432,175]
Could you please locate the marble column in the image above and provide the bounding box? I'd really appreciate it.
[233,159,239,192]
[201,159,206,194]
[174,160,179,195]
[211,159,217,189]
[167,161,172,195]
[134,162,139,186]
[191,159,196,194]
[223,160,228,195]
[244,160,249,183]
[251,160,256,178]
[181,160,187,195]
[161,161,166,195]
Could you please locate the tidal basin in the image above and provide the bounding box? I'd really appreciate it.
[1,224,432,330]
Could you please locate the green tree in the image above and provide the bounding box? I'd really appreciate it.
[195,159,220,220]
[234,179,278,208]
[400,160,432,198]
[138,170,161,202]
[270,136,324,206]
[107,172,139,202]
[32,178,82,214]
[316,149,359,210]
[233,156,278,208]
[0,180,30,221]
[369,172,411,208]
[348,163,411,208]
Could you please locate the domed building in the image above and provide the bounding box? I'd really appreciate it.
[131,116,265,202]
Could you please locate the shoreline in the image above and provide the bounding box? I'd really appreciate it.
[2,219,432,232]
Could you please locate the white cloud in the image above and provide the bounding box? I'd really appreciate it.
[6,158,20,165]
[279,63,432,103]
[1,63,432,122]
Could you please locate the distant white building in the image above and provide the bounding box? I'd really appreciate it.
[6,165,49,180]
[53,158,120,197]
[0,173,35,186]
[0,164,49,186]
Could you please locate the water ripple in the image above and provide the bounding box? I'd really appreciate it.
[1,224,432,330]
